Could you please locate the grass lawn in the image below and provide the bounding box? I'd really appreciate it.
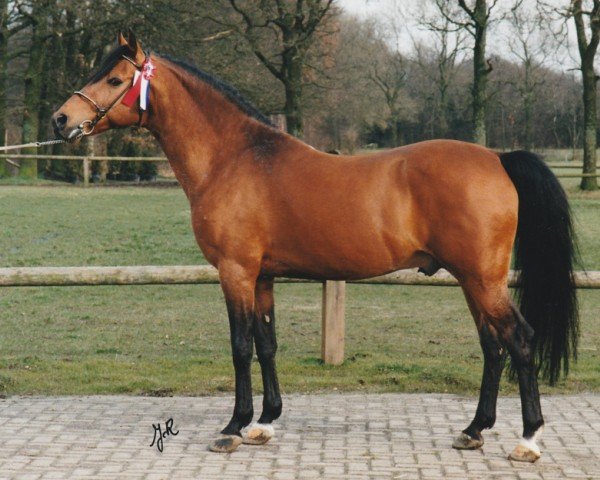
[0,186,598,396]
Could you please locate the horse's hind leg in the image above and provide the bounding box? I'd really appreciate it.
[504,304,544,462]
[456,281,544,462]
[243,278,282,445]
[453,292,507,450]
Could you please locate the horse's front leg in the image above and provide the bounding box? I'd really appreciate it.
[208,262,257,453]
[243,278,282,445]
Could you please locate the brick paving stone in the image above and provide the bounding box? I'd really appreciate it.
[0,394,598,479]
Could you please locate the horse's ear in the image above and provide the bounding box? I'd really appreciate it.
[118,31,127,46]
[126,28,140,54]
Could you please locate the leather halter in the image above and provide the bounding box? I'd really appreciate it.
[72,54,145,137]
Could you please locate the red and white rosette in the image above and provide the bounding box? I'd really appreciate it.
[122,57,156,111]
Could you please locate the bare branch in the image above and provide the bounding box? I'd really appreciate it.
[201,30,234,42]
[458,0,475,19]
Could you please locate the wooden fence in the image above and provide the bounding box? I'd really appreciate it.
[1,154,599,185]
[0,151,598,363]
[1,265,598,365]
[0,154,165,187]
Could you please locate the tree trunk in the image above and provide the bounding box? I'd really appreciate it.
[284,81,303,138]
[438,81,449,138]
[581,67,598,190]
[471,0,489,146]
[572,0,599,190]
[390,119,398,147]
[524,93,533,151]
[0,0,8,177]
[282,46,304,138]
[20,2,50,178]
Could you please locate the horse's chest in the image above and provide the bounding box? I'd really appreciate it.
[190,202,255,266]
[189,208,224,266]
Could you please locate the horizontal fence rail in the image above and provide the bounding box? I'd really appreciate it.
[1,155,598,181]
[548,164,585,169]
[1,266,598,364]
[0,154,166,161]
[554,173,600,178]
[0,265,598,288]
[0,155,594,167]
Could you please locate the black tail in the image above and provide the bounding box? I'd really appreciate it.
[499,151,579,385]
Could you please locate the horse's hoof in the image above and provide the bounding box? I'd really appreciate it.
[208,434,243,453]
[509,444,541,463]
[242,422,274,445]
[452,432,484,450]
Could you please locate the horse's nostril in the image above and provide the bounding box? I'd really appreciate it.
[54,113,68,129]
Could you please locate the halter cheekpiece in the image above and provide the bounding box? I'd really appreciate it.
[72,53,155,137]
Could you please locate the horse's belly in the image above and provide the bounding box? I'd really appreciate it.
[262,232,421,280]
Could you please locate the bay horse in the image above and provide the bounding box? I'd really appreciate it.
[52,32,578,462]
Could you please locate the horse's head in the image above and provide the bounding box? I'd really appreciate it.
[52,30,150,141]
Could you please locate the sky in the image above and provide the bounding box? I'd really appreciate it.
[336,0,385,16]
[335,0,582,74]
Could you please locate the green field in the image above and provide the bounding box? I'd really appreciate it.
[0,186,599,397]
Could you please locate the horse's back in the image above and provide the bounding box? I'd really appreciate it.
[255,139,518,280]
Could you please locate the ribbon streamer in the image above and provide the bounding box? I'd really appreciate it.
[122,70,142,108]
[121,58,155,111]
[140,75,149,110]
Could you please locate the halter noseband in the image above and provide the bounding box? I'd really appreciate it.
[72,54,145,138]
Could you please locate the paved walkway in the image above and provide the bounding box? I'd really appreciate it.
[0,393,598,479]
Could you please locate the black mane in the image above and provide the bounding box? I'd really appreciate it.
[88,45,133,84]
[87,46,273,127]
[162,55,273,126]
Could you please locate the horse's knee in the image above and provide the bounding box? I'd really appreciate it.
[232,339,253,367]
[255,314,278,363]
[256,341,277,363]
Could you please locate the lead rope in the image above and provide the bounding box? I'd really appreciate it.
[0,139,66,152]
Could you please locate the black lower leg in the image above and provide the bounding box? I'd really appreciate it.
[505,306,544,438]
[221,302,254,436]
[464,324,507,440]
[254,306,282,424]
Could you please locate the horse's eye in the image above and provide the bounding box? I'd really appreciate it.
[107,77,123,86]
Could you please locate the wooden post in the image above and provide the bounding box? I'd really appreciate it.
[318,147,347,365]
[0,130,7,177]
[321,280,346,365]
[83,157,90,187]
[269,114,287,132]
[268,113,347,365]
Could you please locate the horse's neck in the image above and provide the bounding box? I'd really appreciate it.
[145,59,290,197]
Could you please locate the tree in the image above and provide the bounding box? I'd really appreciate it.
[369,49,408,147]
[570,0,599,190]
[18,0,55,178]
[414,14,466,138]
[0,0,9,176]
[208,0,335,138]
[505,3,546,150]
[430,0,500,146]
[539,0,600,189]
[0,0,31,176]
[314,15,388,151]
